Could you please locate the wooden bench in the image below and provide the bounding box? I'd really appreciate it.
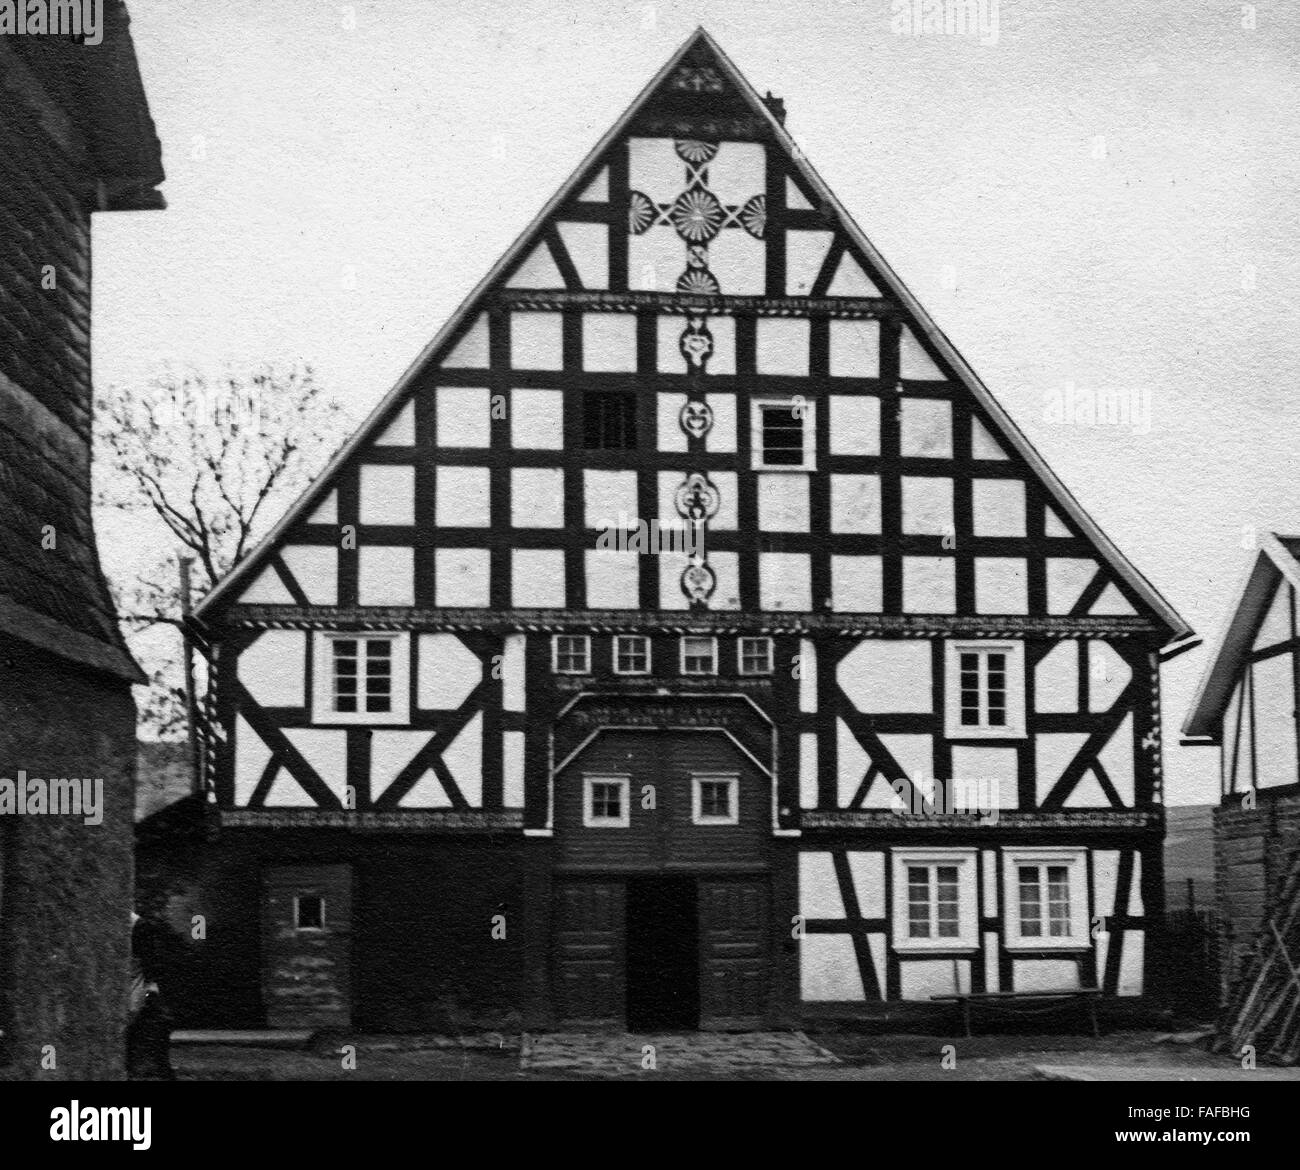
[931,988,1102,1037]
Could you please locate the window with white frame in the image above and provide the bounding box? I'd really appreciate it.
[738,636,774,676]
[553,634,591,674]
[944,641,1025,738]
[312,633,410,724]
[751,397,815,471]
[692,773,739,825]
[680,635,718,675]
[1002,848,1089,949]
[890,849,978,951]
[583,775,630,827]
[613,635,650,675]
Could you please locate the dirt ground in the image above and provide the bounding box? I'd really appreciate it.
[167,1028,1264,1081]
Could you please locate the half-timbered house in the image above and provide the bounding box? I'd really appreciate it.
[1183,533,1300,995]
[185,29,1194,1031]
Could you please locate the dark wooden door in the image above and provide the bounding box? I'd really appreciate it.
[262,864,353,1029]
[698,878,769,1029]
[553,880,624,1027]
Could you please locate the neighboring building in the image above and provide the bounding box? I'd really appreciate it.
[1162,804,1215,912]
[181,29,1192,1032]
[0,5,164,1078]
[1183,533,1300,993]
[135,741,195,823]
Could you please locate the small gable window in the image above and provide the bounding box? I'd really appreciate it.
[752,398,815,471]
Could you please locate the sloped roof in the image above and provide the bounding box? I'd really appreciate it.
[196,27,1192,644]
[1182,533,1300,741]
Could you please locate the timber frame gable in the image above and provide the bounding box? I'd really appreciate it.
[194,28,1192,641]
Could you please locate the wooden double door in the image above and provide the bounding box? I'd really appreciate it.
[552,874,769,1030]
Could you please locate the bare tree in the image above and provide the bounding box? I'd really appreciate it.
[95,364,350,737]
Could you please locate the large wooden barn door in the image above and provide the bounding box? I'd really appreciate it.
[698,878,769,1029]
[553,880,624,1027]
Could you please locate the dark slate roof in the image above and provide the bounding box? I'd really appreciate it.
[0,1,162,681]
[9,0,165,210]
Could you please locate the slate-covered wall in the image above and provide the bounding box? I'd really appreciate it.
[0,635,137,1081]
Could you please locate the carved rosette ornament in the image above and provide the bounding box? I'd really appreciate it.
[681,562,717,604]
[674,471,721,608]
[678,316,714,373]
[674,472,720,522]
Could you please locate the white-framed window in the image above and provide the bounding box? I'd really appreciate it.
[890,849,979,951]
[692,773,739,825]
[312,632,410,724]
[738,636,774,676]
[1002,848,1090,950]
[552,634,591,674]
[680,635,718,675]
[294,894,326,932]
[583,774,630,828]
[944,641,1025,738]
[613,634,650,675]
[751,396,816,471]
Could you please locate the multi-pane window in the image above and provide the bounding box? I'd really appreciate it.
[757,403,806,466]
[314,633,409,724]
[583,776,630,827]
[583,390,637,449]
[907,864,961,940]
[613,635,650,675]
[294,894,325,931]
[692,774,738,825]
[553,634,591,674]
[1017,865,1072,939]
[332,637,393,714]
[681,635,717,675]
[959,650,1006,727]
[892,850,978,951]
[751,398,815,470]
[945,642,1024,737]
[1003,850,1087,948]
[738,636,774,676]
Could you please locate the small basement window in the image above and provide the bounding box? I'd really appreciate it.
[294,894,325,931]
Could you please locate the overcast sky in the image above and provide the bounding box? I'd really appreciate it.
[91,0,1300,804]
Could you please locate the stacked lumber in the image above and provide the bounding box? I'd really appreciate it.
[1215,844,1300,1064]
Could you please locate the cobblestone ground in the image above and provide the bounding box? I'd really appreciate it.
[169,1029,1261,1081]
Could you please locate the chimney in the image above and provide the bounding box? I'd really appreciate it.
[762,90,786,126]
